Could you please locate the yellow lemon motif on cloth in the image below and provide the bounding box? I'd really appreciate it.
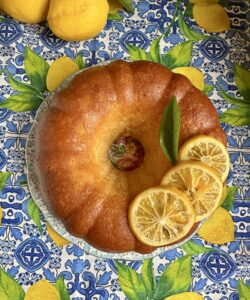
[165,292,205,300]
[172,67,205,91]
[198,207,235,244]
[0,0,50,23]
[193,4,230,32]
[47,0,109,41]
[46,56,79,92]
[24,279,60,300]
[161,162,223,222]
[129,186,196,247]
[179,135,230,182]
[47,222,70,247]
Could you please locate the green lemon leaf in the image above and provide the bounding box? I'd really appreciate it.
[108,11,123,21]
[0,172,11,191]
[160,96,180,164]
[163,41,193,69]
[75,54,85,70]
[181,240,215,255]
[184,3,193,18]
[150,36,163,64]
[119,0,135,13]
[142,259,156,300]
[0,268,25,300]
[221,186,238,211]
[127,44,151,61]
[27,198,42,233]
[203,84,214,96]
[55,276,70,300]
[0,93,43,112]
[115,261,147,300]
[154,256,192,300]
[7,72,40,94]
[219,86,249,107]
[24,47,49,93]
[238,281,250,300]
[220,107,250,126]
[233,64,250,102]
[178,11,208,41]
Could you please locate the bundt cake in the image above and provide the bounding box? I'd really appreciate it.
[34,60,226,253]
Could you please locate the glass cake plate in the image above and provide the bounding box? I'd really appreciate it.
[26,63,201,260]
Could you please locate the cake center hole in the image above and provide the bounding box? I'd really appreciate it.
[109,136,145,172]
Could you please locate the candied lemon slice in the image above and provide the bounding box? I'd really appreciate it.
[198,207,234,244]
[193,4,230,32]
[129,186,196,247]
[161,162,223,222]
[46,56,79,92]
[172,67,205,91]
[179,135,230,182]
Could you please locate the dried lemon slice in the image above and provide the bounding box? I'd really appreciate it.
[161,162,223,222]
[179,135,230,182]
[129,186,196,247]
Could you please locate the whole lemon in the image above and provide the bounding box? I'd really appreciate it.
[47,0,109,41]
[0,0,50,23]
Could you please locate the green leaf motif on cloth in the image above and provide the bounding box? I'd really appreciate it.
[238,281,250,300]
[115,261,148,300]
[55,276,71,300]
[0,268,25,300]
[0,93,43,112]
[142,259,156,300]
[27,198,42,233]
[119,0,135,13]
[154,256,192,300]
[233,64,250,102]
[150,36,163,63]
[127,44,151,61]
[0,172,11,191]
[219,87,249,107]
[108,11,123,21]
[178,11,208,41]
[163,41,193,69]
[181,240,215,255]
[75,54,85,70]
[160,96,181,164]
[24,47,49,93]
[220,107,250,126]
[7,72,39,94]
[221,186,238,211]
[203,85,214,96]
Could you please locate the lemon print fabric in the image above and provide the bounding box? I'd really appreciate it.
[0,0,50,23]
[24,279,60,300]
[47,223,70,247]
[198,207,235,244]
[165,292,204,300]
[47,0,109,41]
[46,56,79,92]
[172,67,205,91]
[129,186,196,247]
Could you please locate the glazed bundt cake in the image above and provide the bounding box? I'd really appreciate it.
[35,60,226,253]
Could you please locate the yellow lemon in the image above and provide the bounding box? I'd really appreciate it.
[161,162,223,222]
[47,0,109,41]
[179,135,230,182]
[193,4,230,32]
[47,223,70,247]
[0,207,2,225]
[190,0,218,5]
[24,279,60,300]
[165,292,204,300]
[172,67,205,91]
[46,56,79,92]
[129,186,196,247]
[198,207,235,244]
[0,0,49,23]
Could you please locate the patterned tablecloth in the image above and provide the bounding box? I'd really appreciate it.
[0,1,249,299]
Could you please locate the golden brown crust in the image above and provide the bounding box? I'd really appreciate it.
[35,60,226,253]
